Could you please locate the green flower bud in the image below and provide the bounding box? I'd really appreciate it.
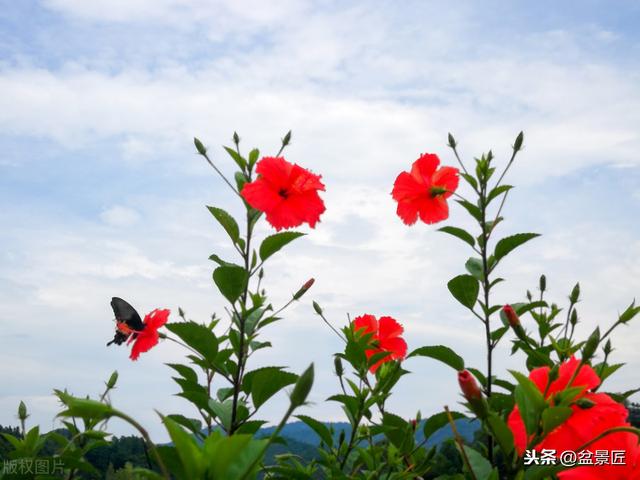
[570,283,581,304]
[334,356,344,377]
[233,131,240,146]
[107,371,119,389]
[194,137,207,156]
[539,274,546,293]
[18,401,28,421]
[576,398,596,409]
[570,309,578,326]
[290,364,314,408]
[447,132,457,148]
[513,131,524,152]
[281,130,292,147]
[313,301,323,315]
[582,327,601,362]
[603,339,613,356]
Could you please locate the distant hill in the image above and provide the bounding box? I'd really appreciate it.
[262,417,478,454]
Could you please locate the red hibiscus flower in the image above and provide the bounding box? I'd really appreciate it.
[508,357,640,479]
[241,156,326,231]
[128,309,170,361]
[391,153,459,225]
[352,314,407,373]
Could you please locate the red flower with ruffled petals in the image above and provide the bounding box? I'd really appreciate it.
[128,309,170,361]
[352,314,407,373]
[392,153,459,225]
[508,357,640,478]
[241,157,326,231]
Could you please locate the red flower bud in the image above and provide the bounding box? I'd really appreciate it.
[293,278,315,300]
[458,370,482,401]
[502,304,520,327]
[410,419,417,430]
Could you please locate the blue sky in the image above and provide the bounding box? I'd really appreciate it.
[1,0,640,441]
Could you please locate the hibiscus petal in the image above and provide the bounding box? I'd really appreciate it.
[417,196,450,224]
[378,336,407,360]
[392,171,424,201]
[241,179,284,213]
[255,157,292,187]
[129,331,159,361]
[432,166,460,198]
[378,316,404,339]
[411,153,440,184]
[353,314,378,335]
[144,309,170,330]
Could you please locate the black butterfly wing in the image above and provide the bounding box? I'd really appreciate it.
[107,297,146,346]
[111,297,145,330]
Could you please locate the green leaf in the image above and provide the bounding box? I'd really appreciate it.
[447,274,479,310]
[455,199,482,222]
[162,416,204,479]
[242,367,298,410]
[541,406,573,435]
[460,445,493,480]
[259,232,305,262]
[422,411,465,441]
[487,185,513,205]
[166,363,199,384]
[207,206,240,244]
[465,257,484,280]
[248,149,260,169]
[409,345,465,371]
[438,226,475,248]
[223,146,247,170]
[296,415,334,447]
[494,233,540,262]
[510,370,547,435]
[208,399,234,431]
[213,265,248,303]
[486,413,514,455]
[205,432,268,480]
[165,322,219,364]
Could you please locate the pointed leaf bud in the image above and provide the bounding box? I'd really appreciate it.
[194,137,207,156]
[18,401,28,421]
[313,301,323,315]
[603,339,613,356]
[513,131,524,152]
[334,356,344,377]
[106,371,119,389]
[290,363,314,408]
[282,130,292,147]
[526,290,533,301]
[582,327,601,362]
[570,283,580,304]
[570,309,578,326]
[293,278,315,300]
[576,398,596,409]
[447,133,457,149]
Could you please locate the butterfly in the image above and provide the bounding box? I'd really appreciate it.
[107,297,146,347]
